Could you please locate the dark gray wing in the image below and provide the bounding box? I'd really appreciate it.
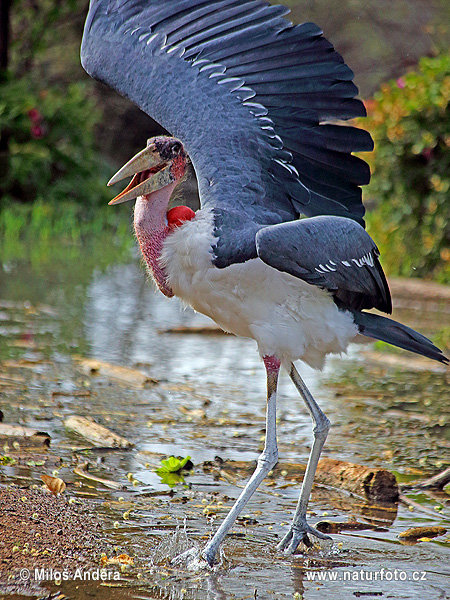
[256,216,392,313]
[81,0,372,267]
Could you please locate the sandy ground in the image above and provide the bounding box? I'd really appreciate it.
[0,485,111,596]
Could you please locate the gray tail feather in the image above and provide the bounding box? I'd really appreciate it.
[353,311,449,365]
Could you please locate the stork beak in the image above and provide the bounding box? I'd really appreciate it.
[107,146,174,205]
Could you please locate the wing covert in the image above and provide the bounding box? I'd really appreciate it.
[256,216,392,314]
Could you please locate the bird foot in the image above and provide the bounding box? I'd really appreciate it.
[277,519,332,554]
[171,546,211,571]
[202,544,225,568]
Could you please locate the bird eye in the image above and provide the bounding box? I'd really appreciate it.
[171,141,182,155]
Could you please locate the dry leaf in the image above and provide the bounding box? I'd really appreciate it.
[101,553,134,565]
[73,464,125,490]
[41,474,66,495]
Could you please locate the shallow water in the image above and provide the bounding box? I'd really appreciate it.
[0,233,449,599]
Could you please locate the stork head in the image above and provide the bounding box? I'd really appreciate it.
[108,136,189,204]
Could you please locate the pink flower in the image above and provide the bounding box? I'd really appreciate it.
[28,108,42,122]
[422,147,433,161]
[31,124,44,139]
[396,78,406,89]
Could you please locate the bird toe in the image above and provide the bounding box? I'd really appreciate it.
[278,521,332,554]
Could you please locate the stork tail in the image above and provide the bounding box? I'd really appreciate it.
[353,311,448,364]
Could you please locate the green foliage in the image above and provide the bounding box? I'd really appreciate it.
[156,456,192,475]
[0,74,110,207]
[1,1,111,213]
[363,52,450,283]
[9,0,82,77]
[0,200,132,255]
[156,456,192,488]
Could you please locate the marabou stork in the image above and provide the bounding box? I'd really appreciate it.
[81,0,448,566]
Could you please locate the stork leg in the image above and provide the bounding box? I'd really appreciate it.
[277,363,332,553]
[202,355,280,566]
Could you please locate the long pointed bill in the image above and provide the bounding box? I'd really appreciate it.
[108,145,175,205]
[108,164,175,205]
[108,145,163,186]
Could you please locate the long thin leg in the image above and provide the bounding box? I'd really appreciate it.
[277,362,332,553]
[202,355,281,566]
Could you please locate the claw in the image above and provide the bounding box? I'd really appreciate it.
[277,521,332,554]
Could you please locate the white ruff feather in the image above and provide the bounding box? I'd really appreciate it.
[160,210,358,369]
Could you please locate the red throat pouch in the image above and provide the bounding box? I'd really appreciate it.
[167,206,196,230]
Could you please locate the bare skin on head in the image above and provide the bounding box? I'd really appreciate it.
[108,136,194,297]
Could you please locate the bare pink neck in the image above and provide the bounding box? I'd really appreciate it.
[133,183,177,298]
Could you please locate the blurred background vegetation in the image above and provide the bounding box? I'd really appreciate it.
[1,0,450,281]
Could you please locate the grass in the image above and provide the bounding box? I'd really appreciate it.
[0,200,134,267]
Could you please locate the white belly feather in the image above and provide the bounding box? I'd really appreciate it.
[160,210,358,369]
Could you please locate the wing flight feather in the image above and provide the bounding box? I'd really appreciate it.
[81,0,373,267]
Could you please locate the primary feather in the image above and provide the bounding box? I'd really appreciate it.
[81,0,372,268]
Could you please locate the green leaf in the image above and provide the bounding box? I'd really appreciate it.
[156,455,192,474]
[155,455,193,488]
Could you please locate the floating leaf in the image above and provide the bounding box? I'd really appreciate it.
[156,455,192,475]
[155,455,192,487]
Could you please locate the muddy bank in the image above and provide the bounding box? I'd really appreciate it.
[0,485,115,596]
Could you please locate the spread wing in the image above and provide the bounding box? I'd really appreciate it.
[81,0,373,267]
